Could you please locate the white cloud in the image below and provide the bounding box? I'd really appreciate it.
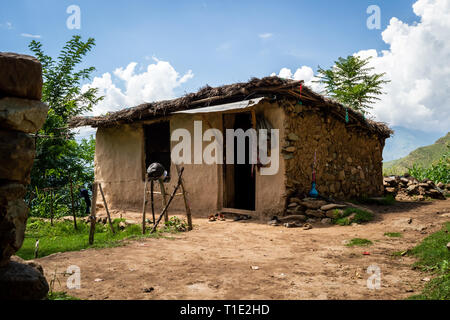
[354,0,450,132]
[273,66,325,93]
[82,58,194,116]
[21,33,41,38]
[259,33,273,39]
[274,0,450,132]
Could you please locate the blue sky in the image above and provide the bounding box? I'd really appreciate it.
[1,0,418,91]
[2,0,448,161]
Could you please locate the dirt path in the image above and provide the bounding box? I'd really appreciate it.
[38,199,450,300]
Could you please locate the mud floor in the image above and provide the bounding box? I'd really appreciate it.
[38,199,450,300]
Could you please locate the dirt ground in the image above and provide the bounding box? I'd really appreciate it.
[38,199,450,300]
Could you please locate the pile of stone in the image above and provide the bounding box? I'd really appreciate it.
[0,52,49,300]
[383,175,448,201]
[269,197,353,228]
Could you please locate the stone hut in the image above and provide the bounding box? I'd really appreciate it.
[70,77,392,218]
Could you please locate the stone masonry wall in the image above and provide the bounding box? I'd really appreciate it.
[281,99,385,203]
[0,52,49,299]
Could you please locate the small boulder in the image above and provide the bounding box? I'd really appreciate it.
[0,261,49,300]
[280,215,307,223]
[305,209,325,218]
[320,203,347,211]
[299,199,327,210]
[287,133,299,141]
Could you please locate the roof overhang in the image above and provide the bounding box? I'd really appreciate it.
[171,97,265,115]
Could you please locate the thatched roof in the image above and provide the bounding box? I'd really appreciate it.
[69,76,393,138]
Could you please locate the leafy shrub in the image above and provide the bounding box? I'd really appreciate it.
[164,216,188,232]
[28,186,88,219]
[408,149,450,184]
[333,208,374,226]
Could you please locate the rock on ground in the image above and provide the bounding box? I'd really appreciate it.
[0,261,49,300]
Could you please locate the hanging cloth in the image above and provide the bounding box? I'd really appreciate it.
[298,83,303,105]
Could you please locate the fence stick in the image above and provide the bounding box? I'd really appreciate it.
[99,183,115,234]
[88,182,98,245]
[151,168,184,233]
[69,177,78,230]
[176,165,192,231]
[142,177,148,234]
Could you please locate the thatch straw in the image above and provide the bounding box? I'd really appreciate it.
[69,76,392,138]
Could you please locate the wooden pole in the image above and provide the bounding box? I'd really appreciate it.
[151,168,184,233]
[50,190,54,226]
[159,180,169,223]
[89,182,98,245]
[176,165,192,231]
[69,177,77,230]
[150,180,155,225]
[142,177,148,234]
[99,183,115,234]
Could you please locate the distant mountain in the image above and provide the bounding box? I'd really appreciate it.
[384,132,450,175]
[383,126,446,162]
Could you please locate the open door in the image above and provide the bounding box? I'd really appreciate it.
[223,112,256,211]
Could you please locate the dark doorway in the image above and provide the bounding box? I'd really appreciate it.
[144,121,171,180]
[223,113,256,211]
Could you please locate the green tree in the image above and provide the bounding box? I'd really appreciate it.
[314,55,389,114]
[27,36,102,218]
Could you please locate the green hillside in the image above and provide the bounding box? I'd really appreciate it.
[384,132,450,176]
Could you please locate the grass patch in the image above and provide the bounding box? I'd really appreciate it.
[392,250,408,257]
[384,232,403,238]
[346,238,373,247]
[356,195,396,206]
[47,292,80,300]
[333,208,374,226]
[409,222,450,271]
[407,222,450,300]
[16,218,165,260]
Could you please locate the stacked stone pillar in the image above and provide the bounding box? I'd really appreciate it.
[0,52,49,299]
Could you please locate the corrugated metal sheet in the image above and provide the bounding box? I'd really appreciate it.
[171,97,265,114]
